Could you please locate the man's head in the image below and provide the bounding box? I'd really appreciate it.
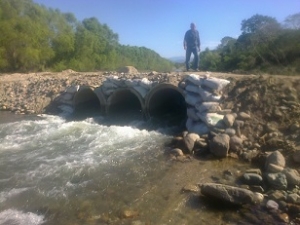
[190,23,196,30]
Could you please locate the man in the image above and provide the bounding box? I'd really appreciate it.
[183,23,201,71]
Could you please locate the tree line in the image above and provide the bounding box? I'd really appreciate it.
[199,13,300,75]
[0,0,174,72]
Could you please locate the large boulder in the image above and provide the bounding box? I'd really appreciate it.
[265,150,286,173]
[117,66,138,74]
[209,133,230,157]
[200,183,264,205]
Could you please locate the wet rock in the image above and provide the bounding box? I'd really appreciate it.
[121,209,139,218]
[240,149,259,162]
[266,173,287,190]
[242,173,263,186]
[170,148,184,156]
[182,184,200,193]
[245,168,262,175]
[200,183,264,205]
[265,150,286,173]
[209,133,230,157]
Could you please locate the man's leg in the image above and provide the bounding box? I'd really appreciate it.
[191,48,199,70]
[185,48,192,71]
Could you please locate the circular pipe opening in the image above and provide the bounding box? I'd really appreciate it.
[106,89,144,123]
[73,88,102,119]
[147,84,186,127]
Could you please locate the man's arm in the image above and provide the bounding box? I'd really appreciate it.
[183,32,187,50]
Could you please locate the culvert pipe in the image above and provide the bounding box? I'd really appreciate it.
[73,86,105,118]
[145,83,186,127]
[106,87,145,121]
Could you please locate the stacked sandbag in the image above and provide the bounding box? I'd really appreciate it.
[181,74,230,135]
[101,76,153,99]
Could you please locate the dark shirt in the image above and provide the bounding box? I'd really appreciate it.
[184,29,200,49]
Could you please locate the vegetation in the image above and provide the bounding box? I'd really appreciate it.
[199,13,300,75]
[0,0,299,75]
[0,0,174,72]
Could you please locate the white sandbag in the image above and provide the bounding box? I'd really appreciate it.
[140,78,152,90]
[197,112,224,127]
[187,107,199,121]
[125,79,140,87]
[107,75,119,81]
[195,102,221,113]
[102,80,118,89]
[133,85,148,98]
[185,74,203,86]
[185,92,202,106]
[65,85,80,94]
[186,118,209,135]
[202,77,230,92]
[198,88,221,102]
[185,84,199,94]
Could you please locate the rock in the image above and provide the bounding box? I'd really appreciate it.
[184,133,200,153]
[225,128,236,136]
[245,168,262,175]
[209,134,230,157]
[170,148,184,156]
[121,209,139,218]
[283,168,300,187]
[287,193,300,204]
[230,135,243,151]
[266,173,287,190]
[238,112,251,120]
[223,113,235,127]
[266,199,279,210]
[182,184,200,193]
[265,150,286,173]
[117,66,138,74]
[242,173,263,185]
[240,150,259,162]
[234,120,244,128]
[200,183,264,205]
[292,149,300,163]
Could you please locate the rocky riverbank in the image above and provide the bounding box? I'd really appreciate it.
[1,69,300,224]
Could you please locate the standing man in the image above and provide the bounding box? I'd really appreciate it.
[183,22,201,71]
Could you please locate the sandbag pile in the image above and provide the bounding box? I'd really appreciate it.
[101,76,153,99]
[179,74,230,135]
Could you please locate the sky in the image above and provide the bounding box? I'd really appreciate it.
[33,0,299,59]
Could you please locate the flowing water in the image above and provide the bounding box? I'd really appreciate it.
[0,112,250,225]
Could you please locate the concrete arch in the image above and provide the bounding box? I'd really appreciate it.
[106,87,145,119]
[145,83,186,126]
[73,86,105,118]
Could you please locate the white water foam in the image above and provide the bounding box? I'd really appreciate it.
[0,114,171,198]
[0,188,29,203]
[0,209,44,225]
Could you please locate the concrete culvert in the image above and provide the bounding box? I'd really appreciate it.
[73,86,102,119]
[106,88,145,123]
[146,83,187,127]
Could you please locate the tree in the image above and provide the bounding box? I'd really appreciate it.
[284,12,300,30]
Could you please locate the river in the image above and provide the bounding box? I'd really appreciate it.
[0,112,251,225]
